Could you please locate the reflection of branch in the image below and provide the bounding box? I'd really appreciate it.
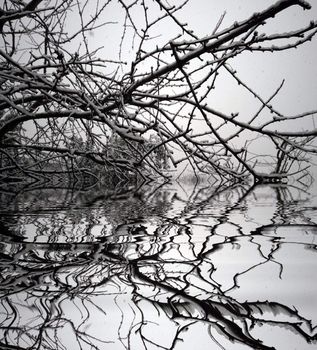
[1,183,317,349]
[130,260,315,350]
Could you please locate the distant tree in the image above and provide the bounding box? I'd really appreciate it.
[1,0,317,184]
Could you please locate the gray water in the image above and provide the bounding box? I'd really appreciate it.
[0,181,316,350]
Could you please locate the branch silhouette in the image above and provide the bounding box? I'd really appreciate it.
[0,0,317,184]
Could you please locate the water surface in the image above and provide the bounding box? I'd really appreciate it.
[0,182,316,350]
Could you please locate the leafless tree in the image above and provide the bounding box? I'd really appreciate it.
[1,0,317,185]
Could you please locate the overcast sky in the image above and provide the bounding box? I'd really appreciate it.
[173,0,317,117]
[77,0,317,119]
[62,0,317,173]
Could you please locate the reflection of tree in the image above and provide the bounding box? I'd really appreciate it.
[0,183,316,349]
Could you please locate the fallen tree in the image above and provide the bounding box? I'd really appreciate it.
[1,0,317,185]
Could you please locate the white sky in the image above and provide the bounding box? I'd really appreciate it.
[59,0,317,174]
[10,0,315,174]
[71,0,317,122]
[174,0,317,117]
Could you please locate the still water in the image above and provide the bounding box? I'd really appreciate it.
[0,181,316,350]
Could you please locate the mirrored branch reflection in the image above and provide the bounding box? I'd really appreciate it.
[0,182,317,350]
